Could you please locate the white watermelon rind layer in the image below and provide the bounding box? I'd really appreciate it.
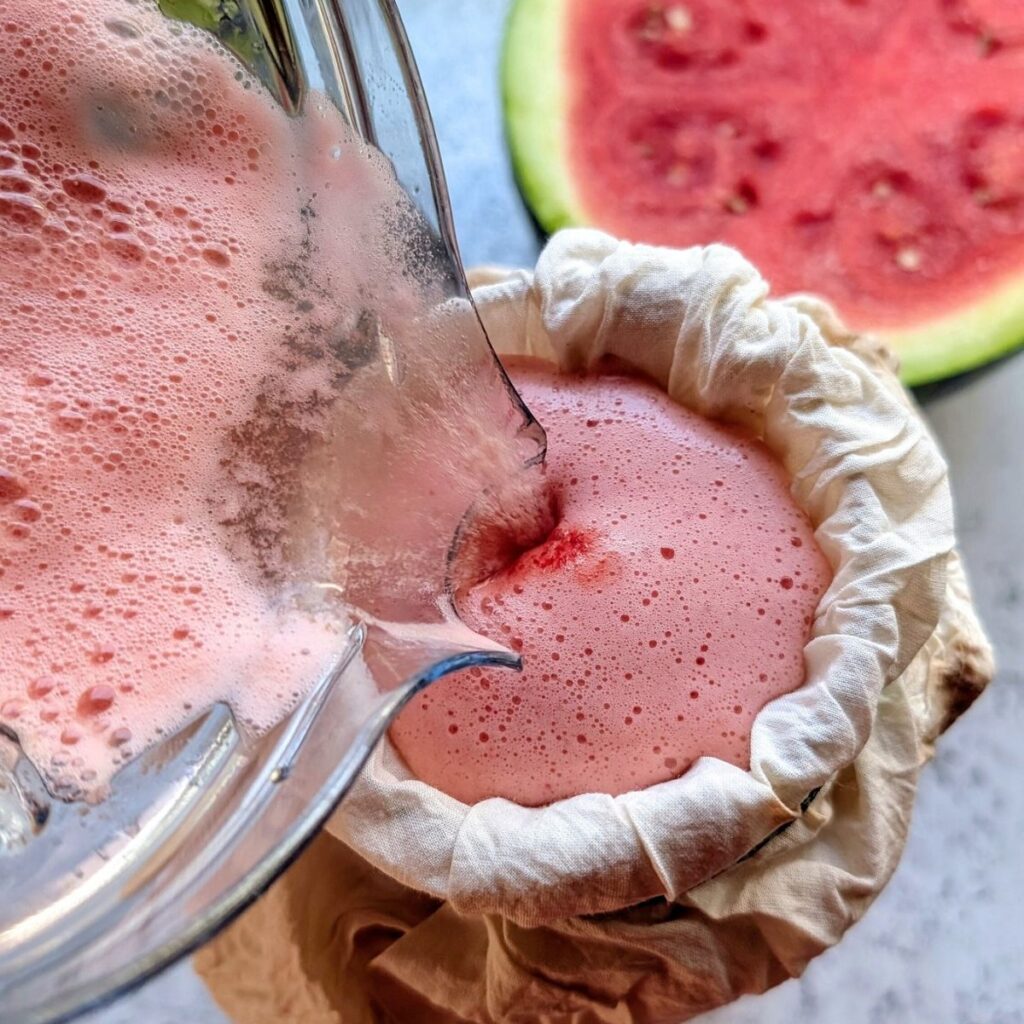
[501,0,1024,387]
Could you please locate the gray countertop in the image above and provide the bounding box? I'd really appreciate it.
[86,2,1024,1022]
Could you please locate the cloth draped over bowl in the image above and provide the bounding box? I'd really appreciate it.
[197,230,994,1023]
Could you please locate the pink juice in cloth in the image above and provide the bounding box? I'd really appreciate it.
[391,359,833,806]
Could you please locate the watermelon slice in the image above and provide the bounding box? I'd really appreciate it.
[502,0,1024,384]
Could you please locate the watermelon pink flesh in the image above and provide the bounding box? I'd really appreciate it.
[567,0,1024,329]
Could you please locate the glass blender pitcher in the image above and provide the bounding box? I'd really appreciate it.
[0,1,545,1021]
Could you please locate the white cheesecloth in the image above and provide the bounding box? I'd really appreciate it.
[198,230,994,1023]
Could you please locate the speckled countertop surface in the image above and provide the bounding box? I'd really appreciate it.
[85,2,1024,1022]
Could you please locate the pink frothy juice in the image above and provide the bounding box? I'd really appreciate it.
[391,360,833,806]
[0,0,526,798]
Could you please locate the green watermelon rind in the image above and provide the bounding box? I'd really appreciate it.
[886,277,1024,385]
[501,0,1024,387]
[502,0,584,234]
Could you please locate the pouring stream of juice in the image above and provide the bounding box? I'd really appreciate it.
[0,0,547,798]
[0,2,547,1019]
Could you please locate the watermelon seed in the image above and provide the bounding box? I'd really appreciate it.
[895,246,922,272]
[977,32,998,58]
[744,21,768,44]
[725,181,758,215]
[666,164,689,186]
[792,209,833,237]
[635,9,664,43]
[664,6,693,35]
[754,139,781,162]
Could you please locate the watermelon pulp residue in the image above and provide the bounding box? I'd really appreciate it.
[567,0,1024,328]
